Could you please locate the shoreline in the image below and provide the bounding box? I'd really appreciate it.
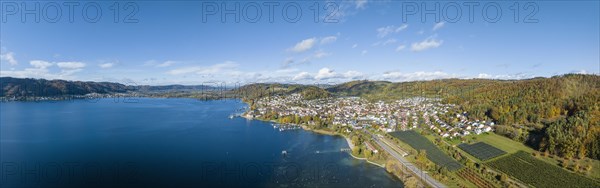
[344,136,386,168]
[241,114,385,168]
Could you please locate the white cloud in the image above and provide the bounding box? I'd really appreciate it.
[352,44,358,48]
[289,38,317,52]
[30,60,53,69]
[293,72,312,81]
[373,39,398,46]
[361,50,368,55]
[284,49,331,68]
[382,71,457,81]
[312,68,364,81]
[156,61,176,67]
[289,36,336,53]
[0,52,17,65]
[383,38,397,46]
[395,45,406,52]
[313,50,331,59]
[343,70,364,79]
[433,22,445,31]
[57,62,86,69]
[0,68,50,79]
[56,62,85,78]
[293,50,332,66]
[377,24,408,38]
[411,37,443,52]
[275,68,299,74]
[315,67,337,80]
[283,69,366,82]
[477,73,492,78]
[0,60,82,80]
[99,63,114,68]
[59,68,84,76]
[322,1,369,23]
[282,57,295,68]
[355,0,368,9]
[144,60,176,68]
[167,61,239,75]
[396,24,409,32]
[570,70,592,75]
[377,26,395,38]
[380,71,533,82]
[477,73,533,80]
[320,36,337,45]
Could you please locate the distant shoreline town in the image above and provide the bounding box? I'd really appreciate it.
[244,94,494,140]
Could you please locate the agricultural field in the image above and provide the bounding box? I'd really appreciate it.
[457,168,495,188]
[389,130,462,171]
[487,151,600,187]
[458,142,506,161]
[447,133,533,154]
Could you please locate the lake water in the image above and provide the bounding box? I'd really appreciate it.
[0,98,403,188]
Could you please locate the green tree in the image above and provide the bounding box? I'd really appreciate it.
[404,176,419,188]
[416,149,428,166]
[499,173,508,183]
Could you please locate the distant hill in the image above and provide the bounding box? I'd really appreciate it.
[0,77,132,97]
[0,77,224,97]
[326,80,390,96]
[237,83,330,100]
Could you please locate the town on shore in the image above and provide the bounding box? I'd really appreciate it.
[245,93,494,139]
[242,93,600,188]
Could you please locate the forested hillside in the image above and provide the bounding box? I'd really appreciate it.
[1,77,131,97]
[0,77,220,98]
[237,83,330,100]
[443,74,599,159]
[376,75,599,159]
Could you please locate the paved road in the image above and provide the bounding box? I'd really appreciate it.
[367,131,447,188]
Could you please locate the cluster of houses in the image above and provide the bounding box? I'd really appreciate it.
[427,111,495,139]
[247,94,495,138]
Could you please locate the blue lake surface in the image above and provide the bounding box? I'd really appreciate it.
[0,98,403,188]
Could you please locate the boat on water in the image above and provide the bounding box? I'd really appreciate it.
[268,123,302,132]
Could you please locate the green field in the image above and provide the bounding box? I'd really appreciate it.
[458,142,506,161]
[466,133,600,181]
[448,132,534,154]
[389,130,462,171]
[487,151,600,187]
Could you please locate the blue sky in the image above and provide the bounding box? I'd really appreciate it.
[0,0,598,85]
